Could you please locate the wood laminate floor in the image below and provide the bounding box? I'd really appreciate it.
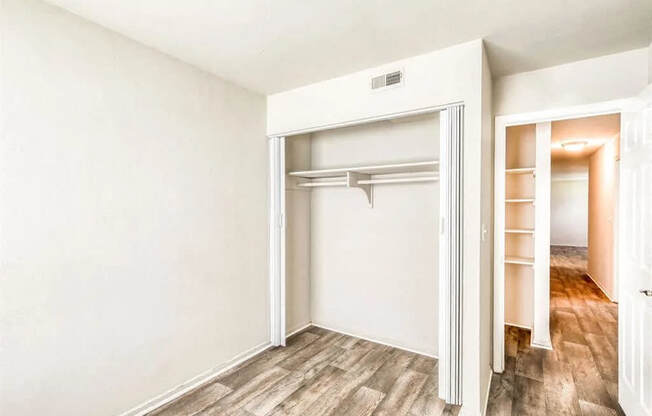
[487,246,621,416]
[148,327,460,416]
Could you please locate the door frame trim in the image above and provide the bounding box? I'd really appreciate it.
[493,98,628,373]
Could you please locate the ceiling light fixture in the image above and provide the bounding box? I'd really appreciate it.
[561,140,588,152]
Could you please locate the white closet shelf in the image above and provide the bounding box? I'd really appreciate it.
[505,198,535,203]
[289,160,438,178]
[290,161,439,207]
[505,256,535,266]
[505,167,535,175]
[505,228,535,234]
[296,175,439,188]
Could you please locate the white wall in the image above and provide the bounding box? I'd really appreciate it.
[0,1,268,415]
[648,42,652,83]
[307,115,440,356]
[267,40,483,136]
[268,40,491,414]
[479,44,494,410]
[284,135,312,334]
[493,48,649,116]
[588,140,618,300]
[550,177,588,247]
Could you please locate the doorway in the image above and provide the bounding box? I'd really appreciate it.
[547,114,621,414]
[490,110,623,414]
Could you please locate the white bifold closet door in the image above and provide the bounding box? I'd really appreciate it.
[438,105,464,405]
[269,136,286,347]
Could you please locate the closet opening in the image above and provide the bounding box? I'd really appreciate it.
[269,104,466,406]
[283,112,441,356]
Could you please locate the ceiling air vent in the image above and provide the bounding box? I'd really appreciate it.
[371,70,403,90]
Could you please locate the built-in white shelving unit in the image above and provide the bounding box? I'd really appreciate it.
[288,160,439,206]
[494,121,552,373]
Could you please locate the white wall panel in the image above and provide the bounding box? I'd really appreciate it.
[494,48,648,116]
[0,1,268,414]
[307,115,440,356]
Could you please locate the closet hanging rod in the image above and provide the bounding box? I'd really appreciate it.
[357,176,439,185]
[296,181,347,188]
[289,160,439,178]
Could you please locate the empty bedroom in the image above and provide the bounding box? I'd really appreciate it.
[1,0,651,415]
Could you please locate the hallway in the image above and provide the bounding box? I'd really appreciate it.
[487,246,620,415]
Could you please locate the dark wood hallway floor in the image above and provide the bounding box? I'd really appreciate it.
[486,246,621,416]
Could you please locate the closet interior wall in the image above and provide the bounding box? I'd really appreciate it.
[285,134,312,334]
[284,114,441,356]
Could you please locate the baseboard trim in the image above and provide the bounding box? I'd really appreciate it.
[482,368,493,415]
[505,323,552,350]
[504,322,531,331]
[585,271,617,303]
[530,340,554,350]
[118,340,271,416]
[311,322,438,359]
[286,322,312,338]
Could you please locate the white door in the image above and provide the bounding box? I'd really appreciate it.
[619,85,652,416]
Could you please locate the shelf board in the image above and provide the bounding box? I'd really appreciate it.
[505,228,535,234]
[289,160,438,179]
[505,167,535,175]
[505,256,535,266]
[505,198,535,203]
[296,175,439,188]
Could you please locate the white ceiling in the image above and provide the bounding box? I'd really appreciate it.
[551,113,620,162]
[46,0,652,94]
[550,113,621,177]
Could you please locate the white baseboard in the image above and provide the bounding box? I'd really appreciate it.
[504,322,531,331]
[530,340,554,350]
[585,271,616,303]
[286,322,312,338]
[311,322,438,359]
[118,340,270,416]
[482,368,493,415]
[505,323,552,350]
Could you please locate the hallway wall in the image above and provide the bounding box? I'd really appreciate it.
[550,177,588,247]
[588,140,618,300]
